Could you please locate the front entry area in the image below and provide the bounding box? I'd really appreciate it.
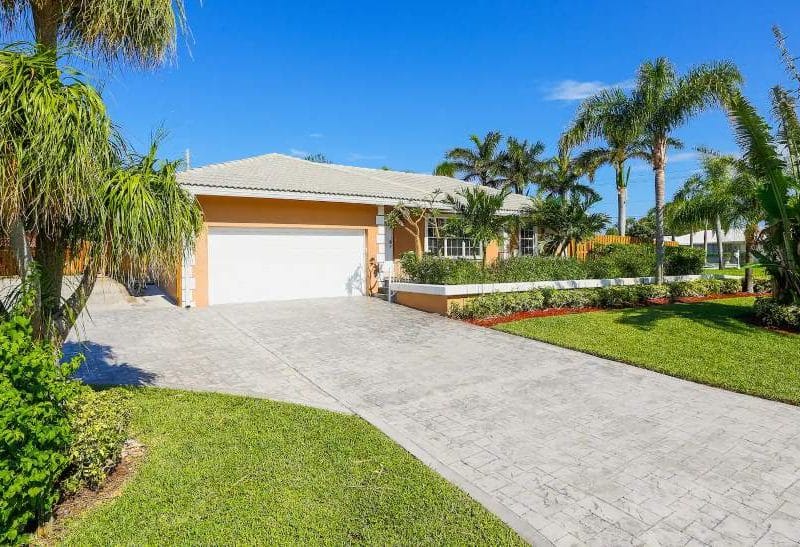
[207,226,365,305]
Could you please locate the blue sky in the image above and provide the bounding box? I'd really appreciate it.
[78,0,800,223]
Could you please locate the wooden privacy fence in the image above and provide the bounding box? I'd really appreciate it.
[0,243,89,277]
[568,235,678,261]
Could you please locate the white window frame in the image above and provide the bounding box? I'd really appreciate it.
[519,227,538,256]
[425,216,482,259]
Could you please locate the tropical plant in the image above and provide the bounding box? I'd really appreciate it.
[628,57,742,282]
[435,131,506,187]
[443,186,511,272]
[0,0,185,62]
[537,144,598,200]
[303,153,330,163]
[385,192,442,259]
[561,89,652,235]
[526,193,610,256]
[0,48,202,345]
[498,137,546,195]
[722,28,800,305]
[626,211,656,239]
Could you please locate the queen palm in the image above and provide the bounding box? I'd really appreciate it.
[561,89,650,235]
[629,57,742,282]
[499,137,546,195]
[435,131,506,187]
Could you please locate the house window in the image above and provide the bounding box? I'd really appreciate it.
[519,228,538,256]
[426,217,481,258]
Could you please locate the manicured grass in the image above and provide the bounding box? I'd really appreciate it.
[703,266,767,277]
[61,389,523,546]
[496,297,800,405]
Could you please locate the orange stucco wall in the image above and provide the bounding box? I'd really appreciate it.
[393,292,475,315]
[190,195,379,307]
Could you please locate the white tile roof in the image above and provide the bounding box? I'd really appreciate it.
[177,153,530,213]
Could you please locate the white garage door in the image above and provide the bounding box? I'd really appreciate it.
[207,227,366,305]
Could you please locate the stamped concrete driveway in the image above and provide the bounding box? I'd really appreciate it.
[70,297,800,546]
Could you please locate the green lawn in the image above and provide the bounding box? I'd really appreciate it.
[496,297,800,405]
[61,389,523,546]
[703,266,766,277]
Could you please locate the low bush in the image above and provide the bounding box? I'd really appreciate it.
[0,314,82,544]
[753,297,800,330]
[398,252,482,284]
[61,389,132,495]
[664,246,705,276]
[489,256,589,283]
[636,284,672,300]
[669,281,706,298]
[719,278,743,294]
[752,278,773,294]
[449,290,545,319]
[597,286,644,308]
[585,244,655,278]
[542,288,601,309]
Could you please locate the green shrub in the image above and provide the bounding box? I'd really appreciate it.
[636,284,672,300]
[719,278,742,294]
[597,286,644,308]
[542,288,601,309]
[753,297,800,330]
[664,246,705,275]
[399,252,482,284]
[489,256,588,282]
[586,244,655,278]
[0,314,82,544]
[61,389,131,495]
[449,290,545,319]
[669,280,710,298]
[752,278,773,294]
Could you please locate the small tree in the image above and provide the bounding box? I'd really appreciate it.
[526,193,610,256]
[385,191,442,259]
[443,186,511,273]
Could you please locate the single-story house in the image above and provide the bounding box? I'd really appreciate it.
[168,153,531,307]
[674,228,748,267]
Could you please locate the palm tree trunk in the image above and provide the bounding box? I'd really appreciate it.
[703,225,709,261]
[744,223,756,293]
[653,137,667,283]
[616,166,627,236]
[689,231,694,246]
[714,215,725,270]
[31,0,60,51]
[35,233,67,341]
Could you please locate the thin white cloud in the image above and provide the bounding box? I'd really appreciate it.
[348,152,386,161]
[670,151,699,163]
[309,133,324,139]
[545,78,635,101]
[289,148,309,157]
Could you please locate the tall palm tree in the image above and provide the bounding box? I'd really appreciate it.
[628,57,742,282]
[498,137,546,195]
[435,131,505,187]
[561,89,651,235]
[0,0,185,62]
[443,186,511,272]
[537,144,598,200]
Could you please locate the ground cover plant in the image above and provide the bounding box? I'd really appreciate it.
[448,278,741,320]
[495,297,800,405]
[59,388,524,546]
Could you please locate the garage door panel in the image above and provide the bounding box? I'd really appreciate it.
[208,227,365,305]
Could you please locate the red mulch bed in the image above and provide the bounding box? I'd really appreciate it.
[466,292,771,328]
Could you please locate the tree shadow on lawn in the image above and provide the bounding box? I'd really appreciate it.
[64,340,158,387]
[612,300,771,336]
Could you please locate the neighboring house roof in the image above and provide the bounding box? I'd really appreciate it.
[177,153,530,213]
[674,228,746,246]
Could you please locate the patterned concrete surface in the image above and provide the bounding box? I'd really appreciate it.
[69,297,800,546]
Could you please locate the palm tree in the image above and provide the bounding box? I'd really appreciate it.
[537,144,598,200]
[0,47,201,343]
[443,186,511,273]
[498,137,546,195]
[629,57,742,282]
[561,89,651,235]
[526,193,610,256]
[435,132,505,187]
[1,0,185,62]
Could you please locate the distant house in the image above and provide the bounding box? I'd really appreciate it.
[674,228,747,267]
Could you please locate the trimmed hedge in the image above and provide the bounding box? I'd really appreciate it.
[399,244,705,285]
[449,279,742,319]
[754,298,800,330]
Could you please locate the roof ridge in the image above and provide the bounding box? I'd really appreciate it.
[182,152,284,174]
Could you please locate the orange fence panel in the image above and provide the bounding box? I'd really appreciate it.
[569,235,678,261]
